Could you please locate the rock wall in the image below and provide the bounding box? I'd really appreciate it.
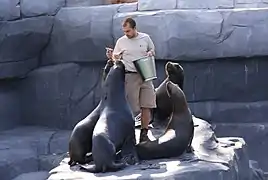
[138,0,268,11]
[1,0,268,171]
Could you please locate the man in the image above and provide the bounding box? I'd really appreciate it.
[106,17,156,143]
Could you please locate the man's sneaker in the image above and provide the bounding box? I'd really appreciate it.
[139,128,150,143]
[135,114,141,127]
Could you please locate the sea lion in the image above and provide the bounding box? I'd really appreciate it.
[68,60,114,166]
[135,81,194,160]
[153,61,184,125]
[134,61,184,127]
[80,60,138,173]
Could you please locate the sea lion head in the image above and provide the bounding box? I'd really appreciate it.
[102,60,115,80]
[102,60,126,101]
[165,61,184,90]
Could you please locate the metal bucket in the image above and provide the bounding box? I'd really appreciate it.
[133,56,157,82]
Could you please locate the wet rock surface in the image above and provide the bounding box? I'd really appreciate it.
[0,117,264,180]
[47,116,264,180]
[12,171,49,180]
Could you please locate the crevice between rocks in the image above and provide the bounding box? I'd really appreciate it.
[62,64,83,126]
[71,66,103,107]
[47,131,58,155]
[111,5,118,49]
[37,16,55,68]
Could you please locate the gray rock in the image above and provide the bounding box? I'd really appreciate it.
[39,154,69,171]
[214,123,268,172]
[117,2,137,13]
[138,0,177,11]
[177,0,234,9]
[0,0,20,21]
[19,63,105,129]
[20,0,66,18]
[249,160,266,180]
[12,171,49,180]
[66,0,108,7]
[47,116,259,180]
[41,5,120,65]
[0,148,39,180]
[0,81,21,131]
[0,58,38,79]
[154,57,268,107]
[0,126,71,179]
[189,101,268,123]
[235,3,268,8]
[113,8,268,60]
[0,16,53,78]
[18,57,268,130]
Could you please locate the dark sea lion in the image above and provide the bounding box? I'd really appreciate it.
[134,61,184,127]
[80,60,138,173]
[136,81,194,160]
[154,61,194,153]
[154,61,184,124]
[68,60,114,166]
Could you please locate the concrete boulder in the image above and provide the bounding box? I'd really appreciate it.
[20,0,65,18]
[0,0,20,21]
[138,0,177,11]
[235,0,268,8]
[215,123,268,172]
[154,59,268,124]
[41,5,120,65]
[113,8,268,60]
[0,126,71,180]
[176,0,234,9]
[66,0,108,7]
[19,62,105,129]
[47,116,264,180]
[12,171,49,180]
[117,2,138,13]
[0,16,53,79]
[0,81,21,131]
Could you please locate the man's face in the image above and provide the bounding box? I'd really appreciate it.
[122,24,136,39]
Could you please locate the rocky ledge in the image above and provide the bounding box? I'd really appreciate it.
[47,116,265,180]
[0,116,264,180]
[0,126,70,180]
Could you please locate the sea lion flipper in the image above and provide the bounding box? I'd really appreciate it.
[84,153,93,163]
[110,162,127,171]
[186,146,194,153]
[68,158,76,166]
[79,164,99,173]
[79,162,126,173]
[120,136,139,165]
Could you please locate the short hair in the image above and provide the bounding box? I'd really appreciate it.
[122,17,136,29]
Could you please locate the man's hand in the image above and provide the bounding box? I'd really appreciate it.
[113,54,121,60]
[113,50,125,60]
[106,47,113,60]
[147,50,154,57]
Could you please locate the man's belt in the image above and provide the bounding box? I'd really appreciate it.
[125,71,137,74]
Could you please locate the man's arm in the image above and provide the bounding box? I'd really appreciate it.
[113,39,123,60]
[147,35,155,56]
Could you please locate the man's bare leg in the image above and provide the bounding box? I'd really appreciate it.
[139,107,151,143]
